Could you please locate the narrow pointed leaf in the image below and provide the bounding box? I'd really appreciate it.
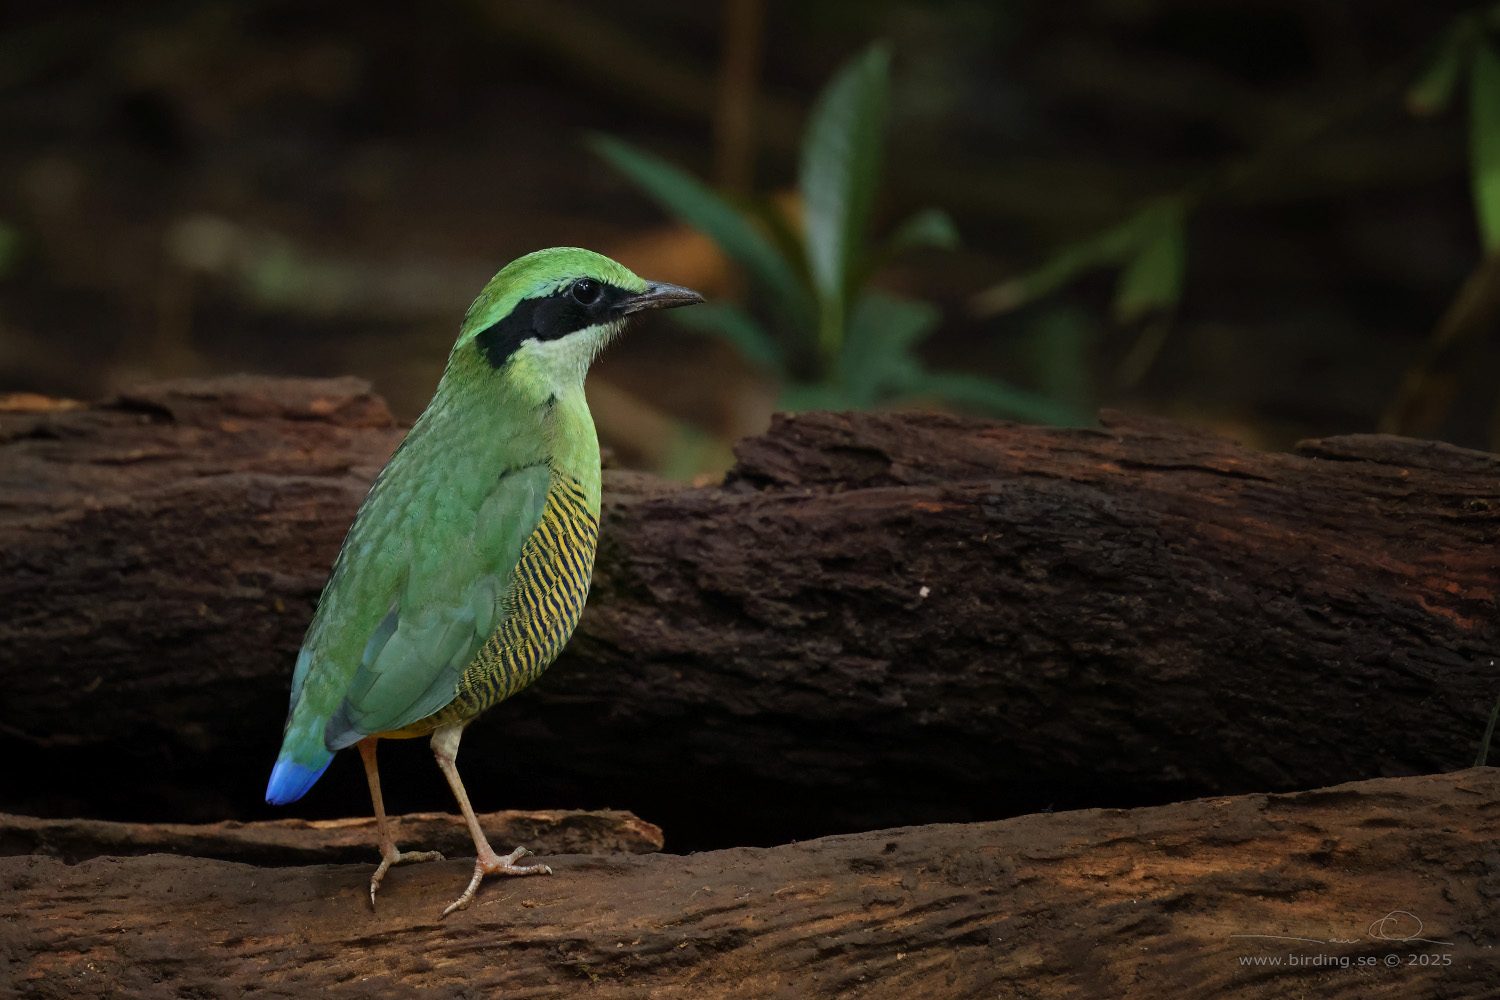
[838,292,939,406]
[1471,41,1500,252]
[883,207,959,255]
[745,195,811,282]
[970,211,1148,316]
[860,207,959,282]
[1406,25,1468,117]
[1113,205,1185,323]
[589,134,814,330]
[799,43,891,312]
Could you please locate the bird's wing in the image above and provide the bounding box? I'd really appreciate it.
[309,460,552,750]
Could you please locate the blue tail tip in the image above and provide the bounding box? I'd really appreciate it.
[265,757,331,806]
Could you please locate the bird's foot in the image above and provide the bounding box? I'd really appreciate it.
[440,844,552,918]
[369,845,446,906]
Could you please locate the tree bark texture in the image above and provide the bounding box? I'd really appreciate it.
[3,769,1498,999]
[2,376,1497,847]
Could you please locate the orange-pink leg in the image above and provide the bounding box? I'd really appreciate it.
[430,724,552,918]
[357,737,444,906]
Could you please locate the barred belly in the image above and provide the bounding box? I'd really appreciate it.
[408,472,597,732]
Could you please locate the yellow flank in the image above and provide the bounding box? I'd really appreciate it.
[383,471,599,738]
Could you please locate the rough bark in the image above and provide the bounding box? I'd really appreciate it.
[0,808,662,866]
[2,377,1497,848]
[4,769,1498,999]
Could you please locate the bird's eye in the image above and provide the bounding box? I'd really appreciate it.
[572,278,601,305]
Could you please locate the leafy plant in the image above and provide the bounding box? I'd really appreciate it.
[972,3,1500,410]
[1404,5,1500,250]
[591,43,1087,426]
[1376,5,1500,442]
[969,195,1187,399]
[971,197,1186,328]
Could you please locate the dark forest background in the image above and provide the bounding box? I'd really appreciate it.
[1,0,1497,478]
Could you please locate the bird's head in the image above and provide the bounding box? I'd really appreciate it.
[453,247,703,390]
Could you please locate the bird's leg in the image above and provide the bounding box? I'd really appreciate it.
[430,724,552,918]
[357,737,444,906]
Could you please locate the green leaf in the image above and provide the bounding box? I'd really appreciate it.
[971,198,1186,319]
[883,207,959,255]
[589,134,815,331]
[744,196,813,286]
[777,381,867,413]
[799,43,892,355]
[1475,691,1500,767]
[0,220,22,276]
[1023,306,1097,410]
[671,302,785,371]
[1471,41,1500,252]
[860,207,959,282]
[838,291,939,406]
[1406,23,1471,117]
[1113,204,1185,323]
[970,210,1149,316]
[894,370,1093,426]
[1115,316,1172,390]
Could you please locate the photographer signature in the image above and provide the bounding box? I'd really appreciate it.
[1229,910,1453,947]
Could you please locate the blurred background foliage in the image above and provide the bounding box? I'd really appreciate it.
[1,0,1498,478]
[593,45,1089,429]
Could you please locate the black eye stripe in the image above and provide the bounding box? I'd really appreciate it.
[474,281,632,369]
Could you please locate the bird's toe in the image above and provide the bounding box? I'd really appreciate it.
[369,847,446,908]
[437,846,554,917]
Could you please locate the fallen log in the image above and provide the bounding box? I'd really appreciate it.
[3,769,1497,998]
[0,807,662,866]
[2,377,1497,847]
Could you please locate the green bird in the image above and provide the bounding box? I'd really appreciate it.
[265,247,703,916]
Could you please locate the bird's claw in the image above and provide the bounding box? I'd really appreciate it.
[440,845,553,918]
[369,847,446,906]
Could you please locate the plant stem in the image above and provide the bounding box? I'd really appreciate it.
[1475,691,1500,767]
[715,0,765,194]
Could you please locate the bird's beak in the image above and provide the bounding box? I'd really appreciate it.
[622,281,706,314]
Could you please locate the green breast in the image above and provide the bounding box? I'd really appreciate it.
[407,471,598,731]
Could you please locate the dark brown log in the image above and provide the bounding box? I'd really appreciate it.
[2,377,1497,848]
[3,769,1498,998]
[0,808,662,866]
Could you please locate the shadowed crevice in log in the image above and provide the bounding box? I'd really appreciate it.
[1,377,1496,850]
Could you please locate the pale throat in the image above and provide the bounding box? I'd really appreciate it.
[515,330,611,499]
[513,320,622,394]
